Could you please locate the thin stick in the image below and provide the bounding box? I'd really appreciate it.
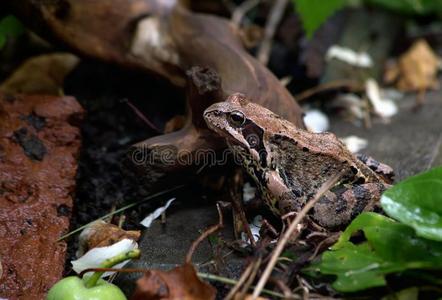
[121,98,161,133]
[294,79,363,102]
[225,260,255,300]
[238,256,262,299]
[58,185,185,241]
[185,203,224,263]
[257,0,289,65]
[232,0,260,26]
[198,272,286,299]
[251,171,344,299]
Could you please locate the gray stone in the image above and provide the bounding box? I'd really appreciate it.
[330,88,442,181]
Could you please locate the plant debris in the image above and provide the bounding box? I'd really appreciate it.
[131,263,216,300]
[72,239,139,278]
[384,39,441,92]
[77,220,141,257]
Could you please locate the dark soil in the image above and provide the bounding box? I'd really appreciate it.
[63,60,187,265]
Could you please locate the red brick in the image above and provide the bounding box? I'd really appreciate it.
[0,94,84,299]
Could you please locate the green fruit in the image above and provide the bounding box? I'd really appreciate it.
[46,276,126,300]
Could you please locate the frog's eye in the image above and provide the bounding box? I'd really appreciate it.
[229,110,246,127]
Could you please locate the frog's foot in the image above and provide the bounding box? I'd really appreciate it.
[357,154,395,183]
[313,182,387,228]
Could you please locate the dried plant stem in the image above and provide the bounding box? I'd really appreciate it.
[238,256,262,299]
[225,260,255,300]
[232,0,260,26]
[257,0,289,65]
[294,79,363,102]
[121,98,160,133]
[251,171,344,299]
[185,203,224,264]
[198,272,287,299]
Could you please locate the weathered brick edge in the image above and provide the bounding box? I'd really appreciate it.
[0,94,84,299]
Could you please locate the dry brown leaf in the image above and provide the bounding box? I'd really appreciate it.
[0,53,79,95]
[77,220,141,256]
[384,39,441,92]
[131,263,216,300]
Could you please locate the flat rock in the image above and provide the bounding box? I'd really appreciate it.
[0,94,83,299]
[116,201,242,295]
[330,87,442,181]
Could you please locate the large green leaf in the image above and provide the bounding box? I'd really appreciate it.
[293,0,346,37]
[311,213,442,292]
[381,167,442,241]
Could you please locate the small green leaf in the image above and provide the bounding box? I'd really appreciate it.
[381,167,442,241]
[0,16,24,49]
[294,0,347,37]
[312,213,442,292]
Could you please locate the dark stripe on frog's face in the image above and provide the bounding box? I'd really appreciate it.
[240,120,268,168]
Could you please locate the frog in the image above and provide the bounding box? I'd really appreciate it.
[203,93,394,228]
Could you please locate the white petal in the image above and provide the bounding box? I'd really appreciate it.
[140,198,176,228]
[340,136,368,153]
[326,45,373,68]
[303,109,330,133]
[72,239,138,278]
[241,215,263,244]
[243,182,257,203]
[366,78,398,118]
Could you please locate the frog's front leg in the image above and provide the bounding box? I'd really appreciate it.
[357,154,395,183]
[313,182,387,228]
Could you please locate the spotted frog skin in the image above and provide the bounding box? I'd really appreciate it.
[203,93,394,228]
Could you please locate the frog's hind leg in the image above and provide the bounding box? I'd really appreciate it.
[313,183,387,228]
[356,154,395,183]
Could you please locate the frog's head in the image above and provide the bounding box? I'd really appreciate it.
[204,93,273,168]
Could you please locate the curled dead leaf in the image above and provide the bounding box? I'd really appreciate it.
[131,263,216,300]
[384,39,441,92]
[77,220,140,257]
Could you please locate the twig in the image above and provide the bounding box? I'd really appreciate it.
[225,260,255,300]
[238,256,262,299]
[121,98,161,133]
[293,79,364,102]
[185,203,224,263]
[58,185,185,241]
[257,0,289,65]
[198,272,286,299]
[308,233,340,261]
[251,171,345,299]
[270,278,297,299]
[232,0,261,26]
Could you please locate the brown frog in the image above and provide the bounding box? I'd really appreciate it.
[203,93,394,228]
